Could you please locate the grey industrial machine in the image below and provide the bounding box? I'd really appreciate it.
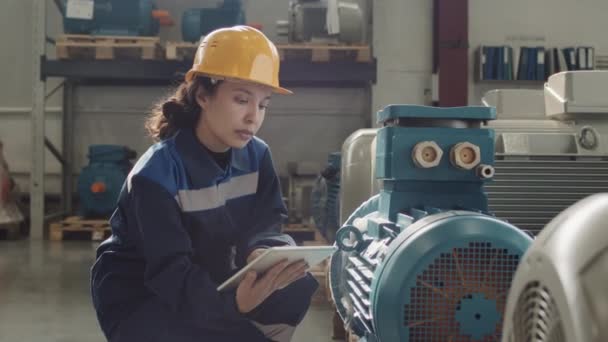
[337,71,608,238]
[276,0,367,44]
[339,128,378,225]
[501,193,608,342]
[483,70,608,234]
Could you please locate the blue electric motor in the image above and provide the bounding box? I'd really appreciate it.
[62,0,161,36]
[181,0,245,42]
[329,105,533,342]
[78,145,136,218]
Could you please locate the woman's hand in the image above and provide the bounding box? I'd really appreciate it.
[235,258,309,314]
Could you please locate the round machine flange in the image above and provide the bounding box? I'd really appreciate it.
[369,211,532,342]
[336,225,364,252]
[578,126,599,150]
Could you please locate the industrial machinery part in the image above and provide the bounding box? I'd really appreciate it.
[62,0,171,36]
[181,0,245,43]
[337,71,608,237]
[339,128,378,225]
[450,142,481,170]
[544,70,608,118]
[311,153,341,241]
[277,0,365,44]
[77,145,136,218]
[483,71,608,234]
[411,141,443,168]
[501,193,608,342]
[329,105,533,341]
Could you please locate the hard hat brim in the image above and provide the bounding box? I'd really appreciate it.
[185,71,293,95]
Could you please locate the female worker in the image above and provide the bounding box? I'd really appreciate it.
[90,26,318,342]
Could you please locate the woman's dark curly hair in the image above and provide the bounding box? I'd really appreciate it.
[146,76,221,141]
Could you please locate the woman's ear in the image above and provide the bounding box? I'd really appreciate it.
[195,87,209,111]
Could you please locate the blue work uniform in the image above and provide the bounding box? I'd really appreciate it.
[90,128,318,342]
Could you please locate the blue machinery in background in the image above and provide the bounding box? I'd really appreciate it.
[181,0,245,42]
[77,145,135,218]
[60,0,245,41]
[61,0,162,36]
[329,105,533,342]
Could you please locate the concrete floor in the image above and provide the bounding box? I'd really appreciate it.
[0,240,338,342]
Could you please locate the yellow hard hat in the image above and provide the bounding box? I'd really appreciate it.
[185,25,292,95]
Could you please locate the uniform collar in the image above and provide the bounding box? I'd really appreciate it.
[175,128,252,184]
[231,143,250,172]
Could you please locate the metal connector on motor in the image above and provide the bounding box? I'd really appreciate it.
[450,142,481,170]
[477,164,495,179]
[412,141,443,168]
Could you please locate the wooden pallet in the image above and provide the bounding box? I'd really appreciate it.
[49,216,111,241]
[165,41,198,61]
[56,34,162,60]
[276,44,372,63]
[0,222,20,240]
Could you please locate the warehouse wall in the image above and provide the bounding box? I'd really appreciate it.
[372,0,608,117]
[0,0,369,194]
[372,0,434,120]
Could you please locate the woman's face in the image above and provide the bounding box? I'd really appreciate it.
[195,80,272,152]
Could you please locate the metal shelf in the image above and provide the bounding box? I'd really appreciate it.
[41,57,377,86]
[30,1,376,240]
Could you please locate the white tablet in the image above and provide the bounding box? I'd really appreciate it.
[217,245,337,292]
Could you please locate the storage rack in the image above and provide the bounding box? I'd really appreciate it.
[30,1,376,239]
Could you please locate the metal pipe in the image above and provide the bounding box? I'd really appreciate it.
[62,81,75,215]
[45,81,65,100]
[31,0,48,240]
[0,107,62,114]
[45,211,66,222]
[44,137,66,166]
